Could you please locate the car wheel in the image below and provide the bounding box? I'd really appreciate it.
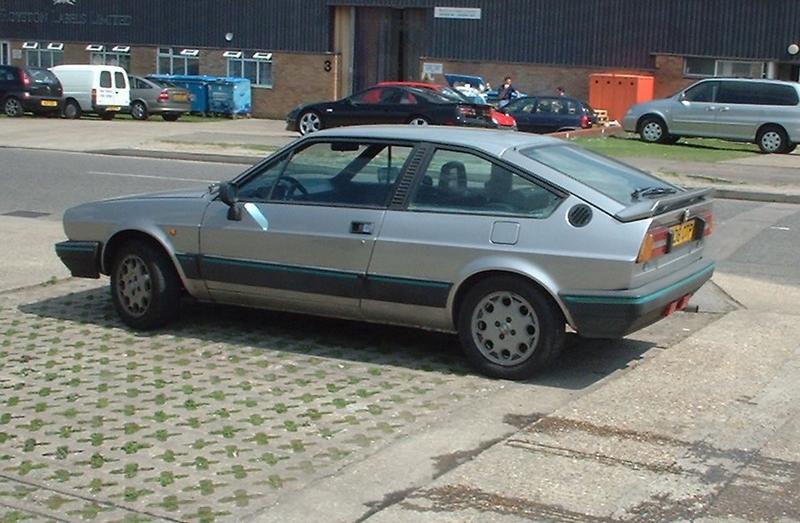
[161,113,180,122]
[457,275,565,380]
[4,97,24,117]
[110,240,180,330]
[408,116,430,126]
[101,111,116,121]
[63,100,81,120]
[298,111,322,135]
[131,101,148,121]
[639,116,671,144]
[757,125,789,154]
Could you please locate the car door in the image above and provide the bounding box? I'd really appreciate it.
[198,139,415,318]
[669,80,720,137]
[342,87,401,126]
[505,98,537,132]
[363,146,565,329]
[714,80,769,140]
[530,97,560,133]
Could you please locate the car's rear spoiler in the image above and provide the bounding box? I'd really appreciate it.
[614,188,714,222]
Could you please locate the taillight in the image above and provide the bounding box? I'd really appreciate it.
[157,89,170,102]
[637,224,669,263]
[21,70,31,87]
[580,114,590,128]
[457,105,476,118]
[700,212,713,237]
[91,88,97,106]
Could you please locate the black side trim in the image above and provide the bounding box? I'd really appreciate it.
[364,275,451,308]
[55,241,101,279]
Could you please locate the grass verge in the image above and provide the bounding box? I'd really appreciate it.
[573,135,761,162]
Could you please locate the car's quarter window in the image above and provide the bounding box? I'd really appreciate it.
[521,144,677,205]
[683,81,718,102]
[409,149,562,217]
[717,81,799,106]
[99,71,112,88]
[246,141,413,207]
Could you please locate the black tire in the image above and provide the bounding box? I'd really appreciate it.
[101,111,116,121]
[663,134,681,145]
[638,116,672,144]
[131,101,148,121]
[110,240,181,330]
[457,275,565,380]
[786,143,797,154]
[161,113,180,122]
[756,125,789,154]
[297,110,322,135]
[4,97,24,117]
[63,100,81,120]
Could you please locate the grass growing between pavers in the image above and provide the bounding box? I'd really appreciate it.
[0,283,495,522]
[573,135,761,162]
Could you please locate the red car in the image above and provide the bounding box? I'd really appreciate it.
[377,81,516,130]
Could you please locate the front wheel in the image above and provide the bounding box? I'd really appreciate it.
[757,125,789,154]
[457,276,564,380]
[639,117,671,144]
[298,111,322,135]
[4,97,24,117]
[408,116,430,126]
[110,240,181,330]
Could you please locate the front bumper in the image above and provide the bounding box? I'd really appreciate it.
[55,241,102,279]
[622,113,638,133]
[561,260,715,338]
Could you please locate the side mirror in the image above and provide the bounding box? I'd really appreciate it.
[218,182,242,221]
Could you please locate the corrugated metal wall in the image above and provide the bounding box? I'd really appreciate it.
[2,0,800,66]
[0,0,330,51]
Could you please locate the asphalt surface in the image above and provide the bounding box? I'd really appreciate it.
[0,119,798,522]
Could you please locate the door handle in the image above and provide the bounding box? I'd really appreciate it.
[720,106,730,111]
[705,106,717,111]
[350,221,374,235]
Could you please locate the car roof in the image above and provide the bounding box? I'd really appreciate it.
[378,81,442,89]
[310,125,560,156]
[694,77,800,87]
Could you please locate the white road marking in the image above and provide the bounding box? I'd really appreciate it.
[769,226,791,231]
[87,171,217,183]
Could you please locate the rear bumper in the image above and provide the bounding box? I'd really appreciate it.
[561,260,715,338]
[152,101,192,114]
[22,96,62,112]
[55,241,102,279]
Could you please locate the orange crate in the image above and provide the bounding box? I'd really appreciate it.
[589,73,654,123]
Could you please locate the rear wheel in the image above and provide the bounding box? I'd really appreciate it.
[757,125,789,154]
[457,276,564,380]
[298,111,322,135]
[131,101,148,121]
[4,97,24,117]
[63,100,81,119]
[639,116,671,144]
[161,113,180,122]
[408,116,430,126]
[110,240,181,330]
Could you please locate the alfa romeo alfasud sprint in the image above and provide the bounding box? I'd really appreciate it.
[56,126,714,380]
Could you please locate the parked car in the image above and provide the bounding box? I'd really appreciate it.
[56,126,714,380]
[286,85,495,135]
[377,81,516,129]
[127,75,191,121]
[0,65,63,117]
[623,78,800,153]
[50,64,130,120]
[501,96,595,134]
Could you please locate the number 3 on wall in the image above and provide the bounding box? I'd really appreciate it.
[324,60,332,72]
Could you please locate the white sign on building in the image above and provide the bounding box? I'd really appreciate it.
[434,7,482,20]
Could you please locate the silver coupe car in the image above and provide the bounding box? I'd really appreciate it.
[56,126,714,380]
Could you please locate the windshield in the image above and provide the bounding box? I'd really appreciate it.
[520,144,679,204]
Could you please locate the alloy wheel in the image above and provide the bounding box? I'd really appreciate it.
[4,98,23,117]
[471,291,540,367]
[115,254,153,318]
[299,112,321,135]
[409,117,429,126]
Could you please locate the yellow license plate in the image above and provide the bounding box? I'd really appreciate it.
[40,100,57,107]
[670,220,696,248]
[173,94,188,102]
[106,106,120,112]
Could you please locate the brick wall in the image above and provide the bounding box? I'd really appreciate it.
[653,55,693,98]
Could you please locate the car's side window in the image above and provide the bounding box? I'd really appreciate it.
[536,99,554,113]
[684,81,717,102]
[238,141,412,207]
[409,149,562,218]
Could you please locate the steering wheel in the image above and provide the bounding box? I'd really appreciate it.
[276,176,309,199]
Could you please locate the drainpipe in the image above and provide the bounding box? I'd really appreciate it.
[766,61,777,79]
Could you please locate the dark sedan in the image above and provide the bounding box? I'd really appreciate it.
[502,96,596,134]
[286,85,495,135]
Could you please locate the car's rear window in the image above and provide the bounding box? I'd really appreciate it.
[520,144,677,204]
[27,68,58,85]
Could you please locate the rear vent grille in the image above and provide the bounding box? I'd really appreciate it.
[390,147,427,208]
[568,204,593,227]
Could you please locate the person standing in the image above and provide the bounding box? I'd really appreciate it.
[497,76,517,107]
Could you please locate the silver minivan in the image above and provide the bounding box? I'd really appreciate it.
[623,78,800,153]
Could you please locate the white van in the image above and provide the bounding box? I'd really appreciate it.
[50,64,130,120]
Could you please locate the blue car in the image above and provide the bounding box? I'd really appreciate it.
[502,96,596,134]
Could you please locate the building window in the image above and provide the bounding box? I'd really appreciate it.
[89,45,131,70]
[684,57,765,79]
[226,51,273,87]
[157,47,199,75]
[24,42,64,68]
